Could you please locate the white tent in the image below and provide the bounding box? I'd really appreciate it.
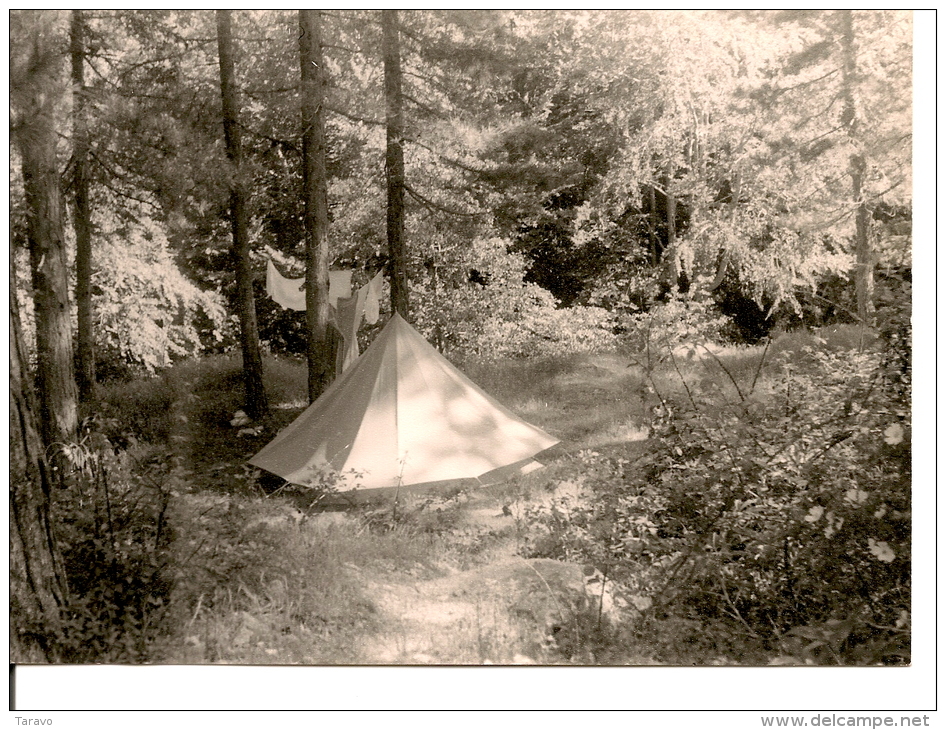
[249,313,559,492]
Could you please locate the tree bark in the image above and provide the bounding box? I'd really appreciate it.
[383,10,409,319]
[15,19,79,449]
[217,10,268,419]
[10,271,69,662]
[648,185,659,266]
[710,170,741,291]
[299,9,335,402]
[839,10,874,324]
[71,10,95,402]
[665,184,680,290]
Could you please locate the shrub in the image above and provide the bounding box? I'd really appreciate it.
[621,295,729,367]
[91,213,230,376]
[410,237,616,360]
[525,336,910,665]
[51,433,178,662]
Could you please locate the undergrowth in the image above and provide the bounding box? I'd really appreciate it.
[28,318,910,666]
[523,324,911,665]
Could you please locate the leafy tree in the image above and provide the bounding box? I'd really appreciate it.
[90,210,228,376]
[751,10,912,324]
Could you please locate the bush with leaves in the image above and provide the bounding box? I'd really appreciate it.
[525,335,910,665]
[91,213,230,378]
[621,292,730,366]
[410,237,616,359]
[50,430,178,662]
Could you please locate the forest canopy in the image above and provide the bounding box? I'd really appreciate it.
[10,9,912,375]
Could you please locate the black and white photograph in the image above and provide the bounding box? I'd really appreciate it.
[9,7,924,713]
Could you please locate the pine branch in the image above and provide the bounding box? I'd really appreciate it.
[402,68,454,97]
[404,183,483,218]
[85,148,155,202]
[777,68,840,95]
[322,43,362,55]
[245,85,299,97]
[325,104,384,127]
[801,124,845,147]
[402,136,487,175]
[793,89,844,130]
[402,91,445,119]
[240,123,301,154]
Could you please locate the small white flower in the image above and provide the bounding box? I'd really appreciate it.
[883,423,904,445]
[804,506,824,523]
[867,538,895,563]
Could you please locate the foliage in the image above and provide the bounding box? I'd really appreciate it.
[524,334,910,665]
[91,212,231,377]
[50,432,177,662]
[621,292,730,362]
[9,10,915,666]
[409,237,616,359]
[9,11,913,376]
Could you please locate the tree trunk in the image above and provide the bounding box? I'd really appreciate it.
[15,21,79,449]
[710,170,741,291]
[10,271,69,662]
[665,182,680,290]
[71,10,95,402]
[299,9,335,402]
[217,10,268,419]
[383,10,409,319]
[840,10,874,324]
[648,185,658,266]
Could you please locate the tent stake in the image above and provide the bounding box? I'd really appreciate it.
[392,455,407,522]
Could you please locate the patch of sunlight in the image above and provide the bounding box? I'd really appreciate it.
[511,396,552,414]
[583,419,650,448]
[274,399,307,410]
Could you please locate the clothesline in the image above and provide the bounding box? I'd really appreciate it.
[264,259,383,373]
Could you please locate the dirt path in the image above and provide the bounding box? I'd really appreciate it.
[351,555,589,664]
[331,490,601,665]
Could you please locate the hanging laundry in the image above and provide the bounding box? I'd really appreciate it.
[265,259,305,311]
[334,283,369,373]
[265,260,352,311]
[363,270,384,325]
[329,270,352,307]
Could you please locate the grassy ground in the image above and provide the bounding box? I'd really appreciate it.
[86,325,873,665]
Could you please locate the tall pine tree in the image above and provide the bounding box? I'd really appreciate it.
[299,9,335,401]
[217,10,268,418]
[383,10,409,319]
[70,9,96,401]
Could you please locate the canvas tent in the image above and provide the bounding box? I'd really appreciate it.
[249,313,559,492]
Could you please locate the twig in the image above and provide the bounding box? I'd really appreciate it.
[187,594,205,628]
[666,344,698,411]
[718,574,759,639]
[520,557,560,606]
[699,343,745,402]
[749,337,772,396]
[596,564,608,632]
